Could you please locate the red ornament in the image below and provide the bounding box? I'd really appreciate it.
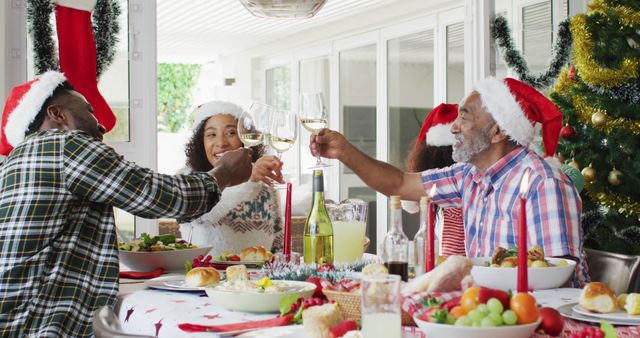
[568,66,576,81]
[560,123,576,140]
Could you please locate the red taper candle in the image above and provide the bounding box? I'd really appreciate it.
[426,185,437,272]
[517,170,530,293]
[284,183,292,257]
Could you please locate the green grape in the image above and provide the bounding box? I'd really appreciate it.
[455,316,472,326]
[467,310,484,322]
[472,320,482,327]
[488,312,503,326]
[502,310,518,325]
[476,304,489,314]
[481,317,496,327]
[487,298,504,314]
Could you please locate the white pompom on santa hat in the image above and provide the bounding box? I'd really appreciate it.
[191,101,244,131]
[473,77,563,167]
[0,71,68,156]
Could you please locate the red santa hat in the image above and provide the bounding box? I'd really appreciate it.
[416,103,458,147]
[192,101,244,131]
[0,71,67,155]
[472,77,562,164]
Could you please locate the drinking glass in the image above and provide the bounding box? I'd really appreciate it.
[326,199,368,263]
[269,109,298,160]
[361,274,402,338]
[299,92,330,168]
[237,102,273,148]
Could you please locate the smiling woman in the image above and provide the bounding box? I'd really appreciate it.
[179,101,284,257]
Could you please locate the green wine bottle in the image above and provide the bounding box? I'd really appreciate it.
[303,169,334,264]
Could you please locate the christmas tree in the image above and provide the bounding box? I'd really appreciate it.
[549,0,640,255]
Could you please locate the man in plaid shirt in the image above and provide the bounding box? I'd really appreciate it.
[310,77,589,287]
[0,71,268,337]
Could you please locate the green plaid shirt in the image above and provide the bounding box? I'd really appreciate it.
[0,130,220,337]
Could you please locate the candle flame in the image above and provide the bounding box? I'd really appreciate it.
[429,184,436,198]
[520,170,530,196]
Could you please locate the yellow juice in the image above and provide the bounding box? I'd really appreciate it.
[333,220,366,263]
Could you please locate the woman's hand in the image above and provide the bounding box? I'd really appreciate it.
[251,155,284,186]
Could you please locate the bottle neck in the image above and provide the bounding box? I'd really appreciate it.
[389,205,403,233]
[418,203,427,231]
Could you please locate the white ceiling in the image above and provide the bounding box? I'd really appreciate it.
[157,0,404,63]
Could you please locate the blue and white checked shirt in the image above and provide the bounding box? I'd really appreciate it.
[422,147,589,287]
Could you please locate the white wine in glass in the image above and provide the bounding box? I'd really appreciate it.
[237,102,273,148]
[269,136,295,153]
[269,109,298,160]
[299,92,330,168]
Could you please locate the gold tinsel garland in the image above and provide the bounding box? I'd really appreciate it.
[594,192,640,219]
[589,0,640,27]
[571,15,640,88]
[573,96,640,135]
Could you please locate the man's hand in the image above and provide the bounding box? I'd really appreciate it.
[209,148,252,191]
[309,129,350,161]
[251,155,284,186]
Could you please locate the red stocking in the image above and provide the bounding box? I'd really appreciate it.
[55,1,116,131]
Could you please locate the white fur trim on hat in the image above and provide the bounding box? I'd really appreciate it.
[192,101,244,131]
[472,77,534,147]
[425,123,456,146]
[54,0,97,12]
[5,71,67,147]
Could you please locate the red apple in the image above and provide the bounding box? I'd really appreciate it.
[477,287,510,309]
[538,307,564,336]
[329,320,358,338]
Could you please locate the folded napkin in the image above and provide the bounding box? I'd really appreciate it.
[178,314,293,333]
[119,267,164,279]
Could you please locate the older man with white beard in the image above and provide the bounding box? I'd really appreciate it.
[310,77,588,287]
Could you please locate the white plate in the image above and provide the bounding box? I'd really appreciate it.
[573,304,640,324]
[119,246,213,273]
[205,281,316,313]
[557,303,639,326]
[236,325,306,337]
[414,315,540,338]
[144,274,214,292]
[470,257,576,290]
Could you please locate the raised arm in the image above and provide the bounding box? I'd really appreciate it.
[310,129,425,201]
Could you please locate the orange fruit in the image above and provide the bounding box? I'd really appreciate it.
[450,305,465,319]
[460,286,480,314]
[509,292,539,324]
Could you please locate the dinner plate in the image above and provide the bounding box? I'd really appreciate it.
[573,304,640,324]
[236,325,306,337]
[144,274,220,292]
[557,303,639,326]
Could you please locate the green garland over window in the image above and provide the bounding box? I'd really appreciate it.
[492,15,573,89]
[26,0,121,78]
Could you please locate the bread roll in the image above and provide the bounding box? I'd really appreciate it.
[184,267,220,287]
[226,264,248,282]
[624,293,640,315]
[240,246,270,261]
[302,303,343,338]
[579,282,618,313]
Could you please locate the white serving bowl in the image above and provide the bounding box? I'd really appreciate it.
[119,246,213,273]
[205,281,316,313]
[414,315,541,338]
[471,257,576,290]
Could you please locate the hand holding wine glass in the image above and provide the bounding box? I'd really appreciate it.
[299,92,330,168]
[237,102,273,148]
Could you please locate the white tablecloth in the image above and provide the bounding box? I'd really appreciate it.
[118,288,584,337]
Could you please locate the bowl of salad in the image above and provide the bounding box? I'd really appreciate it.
[119,233,212,273]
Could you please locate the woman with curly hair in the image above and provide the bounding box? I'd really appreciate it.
[404,103,466,257]
[179,101,284,256]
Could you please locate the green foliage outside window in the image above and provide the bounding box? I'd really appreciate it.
[157,63,202,133]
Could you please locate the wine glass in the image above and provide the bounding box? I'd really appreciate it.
[237,102,273,148]
[269,109,298,160]
[299,92,330,168]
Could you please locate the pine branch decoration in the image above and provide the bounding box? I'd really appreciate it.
[93,0,121,78]
[26,0,59,74]
[492,16,573,89]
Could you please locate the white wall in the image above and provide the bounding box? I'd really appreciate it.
[0,1,5,103]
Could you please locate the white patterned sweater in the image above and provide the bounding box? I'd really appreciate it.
[178,177,283,257]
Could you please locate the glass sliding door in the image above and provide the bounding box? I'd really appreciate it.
[446,22,465,104]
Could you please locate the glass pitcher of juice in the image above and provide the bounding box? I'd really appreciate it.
[326,199,368,263]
